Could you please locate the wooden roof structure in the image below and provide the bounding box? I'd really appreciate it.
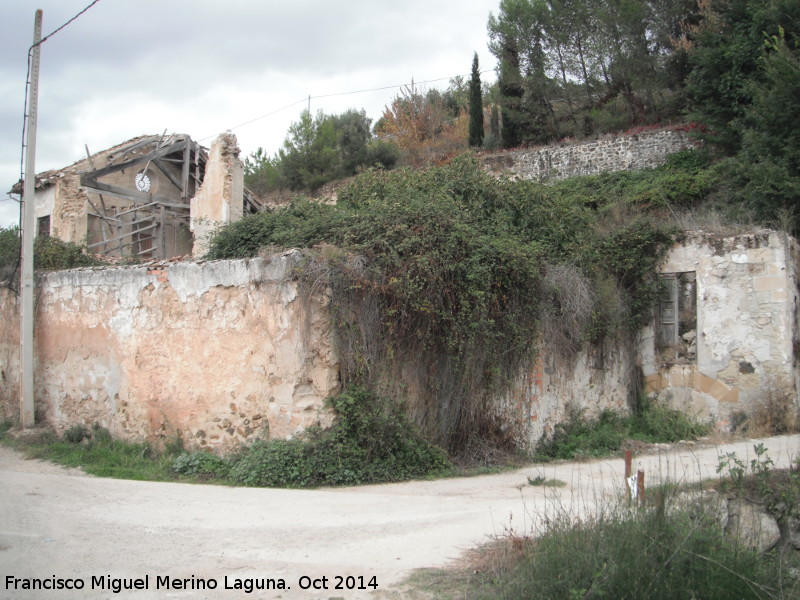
[12,133,260,259]
[12,133,260,213]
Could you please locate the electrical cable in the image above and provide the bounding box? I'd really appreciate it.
[20,0,106,195]
[200,69,496,143]
[12,0,105,286]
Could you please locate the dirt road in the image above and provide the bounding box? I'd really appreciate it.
[2,435,799,600]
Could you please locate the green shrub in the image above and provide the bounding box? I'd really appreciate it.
[535,402,709,461]
[0,226,20,282]
[631,400,710,443]
[535,409,629,461]
[90,423,113,443]
[33,235,100,271]
[63,424,90,444]
[1,227,100,283]
[172,450,229,478]
[226,387,450,487]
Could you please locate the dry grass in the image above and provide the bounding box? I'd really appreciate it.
[540,263,593,360]
[747,388,800,437]
[671,206,763,236]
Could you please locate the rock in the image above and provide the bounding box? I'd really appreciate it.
[724,498,781,552]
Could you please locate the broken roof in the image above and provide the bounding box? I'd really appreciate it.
[10,133,208,194]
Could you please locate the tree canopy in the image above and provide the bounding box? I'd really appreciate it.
[244,109,399,195]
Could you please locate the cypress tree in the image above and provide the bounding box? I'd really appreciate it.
[468,52,484,147]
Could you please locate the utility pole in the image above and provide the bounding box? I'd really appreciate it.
[20,9,43,428]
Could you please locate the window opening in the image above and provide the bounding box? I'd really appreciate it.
[37,215,51,237]
[657,272,696,363]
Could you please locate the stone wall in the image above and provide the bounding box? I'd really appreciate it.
[2,230,797,452]
[0,252,339,453]
[500,340,635,449]
[480,127,697,181]
[190,133,244,257]
[641,230,800,428]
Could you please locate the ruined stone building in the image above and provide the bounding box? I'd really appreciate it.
[11,132,260,260]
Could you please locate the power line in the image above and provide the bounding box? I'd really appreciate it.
[19,0,105,209]
[202,69,497,143]
[12,0,105,283]
[38,0,104,47]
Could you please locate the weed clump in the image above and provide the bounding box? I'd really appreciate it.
[534,400,709,461]
[471,502,785,600]
[172,450,229,478]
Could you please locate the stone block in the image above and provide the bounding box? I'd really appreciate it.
[770,290,788,303]
[753,276,785,292]
[644,373,664,393]
[695,372,739,403]
[725,498,781,552]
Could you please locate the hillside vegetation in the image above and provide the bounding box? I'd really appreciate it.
[246,0,799,232]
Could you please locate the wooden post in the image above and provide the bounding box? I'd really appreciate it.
[624,449,632,500]
[637,469,645,504]
[159,204,166,259]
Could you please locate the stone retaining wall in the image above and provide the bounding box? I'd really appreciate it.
[480,127,697,181]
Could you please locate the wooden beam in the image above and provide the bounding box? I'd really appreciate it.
[80,177,180,207]
[83,139,188,181]
[153,158,183,191]
[159,204,166,259]
[86,222,157,249]
[87,211,120,222]
[84,144,114,240]
[181,142,191,198]
[115,201,159,217]
[106,136,162,165]
[138,129,168,179]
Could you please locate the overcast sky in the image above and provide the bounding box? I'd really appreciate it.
[1,0,500,228]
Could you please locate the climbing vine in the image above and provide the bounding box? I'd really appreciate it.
[207,153,700,455]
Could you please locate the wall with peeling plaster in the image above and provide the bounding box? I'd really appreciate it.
[190,133,244,257]
[641,230,800,429]
[499,341,635,448]
[0,251,339,452]
[1,230,798,452]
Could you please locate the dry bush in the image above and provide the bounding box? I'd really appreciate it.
[540,263,593,360]
[747,387,800,437]
[671,206,760,236]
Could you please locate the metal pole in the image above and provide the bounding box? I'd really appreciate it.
[20,9,43,428]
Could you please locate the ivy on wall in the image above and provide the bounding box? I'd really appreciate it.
[207,152,712,454]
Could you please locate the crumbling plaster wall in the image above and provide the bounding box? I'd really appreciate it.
[190,133,244,257]
[0,251,339,452]
[3,231,797,453]
[49,174,90,243]
[480,128,696,181]
[641,230,800,428]
[498,340,634,450]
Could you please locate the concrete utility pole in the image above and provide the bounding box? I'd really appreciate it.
[20,9,43,428]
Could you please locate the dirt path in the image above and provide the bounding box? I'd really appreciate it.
[2,435,799,600]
